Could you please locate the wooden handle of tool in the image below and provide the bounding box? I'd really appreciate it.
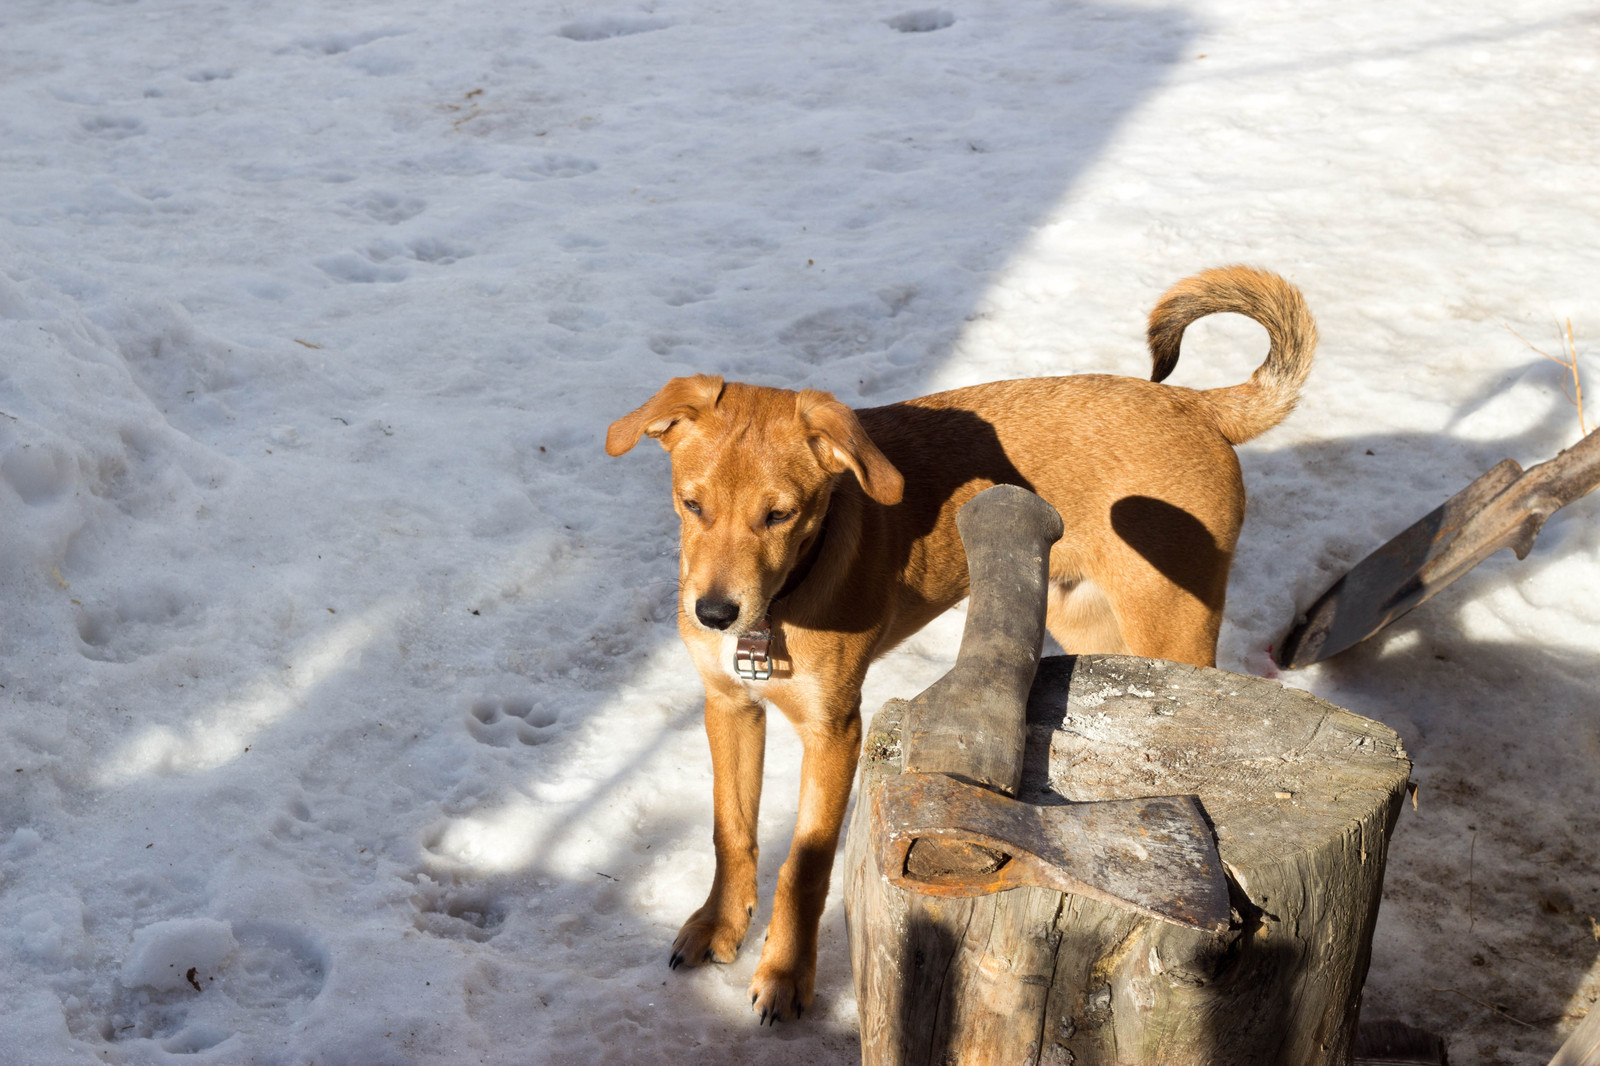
[1520,426,1600,516]
[901,484,1064,796]
[1448,428,1600,568]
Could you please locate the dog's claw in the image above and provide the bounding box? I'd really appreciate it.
[671,899,753,972]
[749,965,813,1026]
[668,951,683,971]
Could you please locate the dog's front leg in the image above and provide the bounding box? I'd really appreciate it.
[748,693,863,1023]
[671,678,766,970]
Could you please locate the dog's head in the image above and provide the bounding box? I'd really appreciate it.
[607,375,902,635]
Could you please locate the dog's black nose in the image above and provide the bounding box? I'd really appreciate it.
[694,598,740,631]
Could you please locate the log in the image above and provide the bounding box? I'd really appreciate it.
[1551,1004,1600,1066]
[845,655,1412,1065]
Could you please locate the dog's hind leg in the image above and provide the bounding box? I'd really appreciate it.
[1117,596,1222,668]
[1045,577,1131,656]
[670,680,766,970]
[1091,497,1236,668]
[1047,570,1223,668]
[1106,566,1225,668]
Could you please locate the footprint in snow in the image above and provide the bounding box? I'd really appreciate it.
[362,236,473,265]
[778,303,894,364]
[547,305,608,333]
[81,114,145,139]
[354,191,427,225]
[74,586,197,664]
[502,155,599,181]
[557,17,670,42]
[647,333,686,357]
[466,697,561,747]
[314,252,409,284]
[404,236,474,264]
[655,279,716,307]
[555,232,605,251]
[286,27,410,56]
[1,443,75,506]
[411,880,507,942]
[886,9,956,32]
[346,49,414,77]
[265,797,316,848]
[226,922,329,1008]
[88,919,326,1054]
[266,797,387,887]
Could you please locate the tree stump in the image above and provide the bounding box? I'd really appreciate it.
[844,653,1412,1065]
[1550,1004,1600,1066]
[844,486,1411,1064]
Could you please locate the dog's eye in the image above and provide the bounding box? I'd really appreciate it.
[682,499,702,515]
[765,509,794,527]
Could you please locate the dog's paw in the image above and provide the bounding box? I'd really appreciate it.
[668,902,751,970]
[748,960,813,1025]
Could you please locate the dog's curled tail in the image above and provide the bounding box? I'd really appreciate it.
[1147,265,1318,445]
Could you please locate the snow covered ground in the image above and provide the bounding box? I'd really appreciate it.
[1,0,1596,1062]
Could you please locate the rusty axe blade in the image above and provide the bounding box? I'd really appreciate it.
[872,772,1232,932]
[1277,429,1600,669]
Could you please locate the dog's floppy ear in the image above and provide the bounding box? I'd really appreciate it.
[606,375,725,455]
[796,390,904,505]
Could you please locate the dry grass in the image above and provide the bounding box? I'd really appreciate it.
[1507,318,1588,438]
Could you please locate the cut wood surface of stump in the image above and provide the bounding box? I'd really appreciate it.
[844,653,1413,1066]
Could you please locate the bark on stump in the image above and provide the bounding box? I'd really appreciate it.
[844,653,1413,1066]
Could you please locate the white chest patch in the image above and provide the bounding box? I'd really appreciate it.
[714,633,744,683]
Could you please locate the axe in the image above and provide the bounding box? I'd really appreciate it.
[869,484,1232,932]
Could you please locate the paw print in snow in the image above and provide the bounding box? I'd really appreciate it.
[286,28,411,57]
[411,880,507,942]
[2,443,75,505]
[404,237,474,264]
[502,155,599,181]
[94,919,326,1054]
[354,191,427,225]
[467,698,561,747]
[886,9,955,32]
[75,586,197,664]
[314,252,409,284]
[81,115,145,139]
[557,18,670,42]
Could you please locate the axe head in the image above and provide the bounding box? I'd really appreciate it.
[872,772,1233,933]
[1276,458,1527,668]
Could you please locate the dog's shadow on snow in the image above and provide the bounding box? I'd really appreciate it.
[1240,378,1600,1057]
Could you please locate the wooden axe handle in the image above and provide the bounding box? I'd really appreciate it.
[901,485,1063,795]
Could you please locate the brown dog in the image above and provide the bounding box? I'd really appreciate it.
[605,266,1316,1022]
